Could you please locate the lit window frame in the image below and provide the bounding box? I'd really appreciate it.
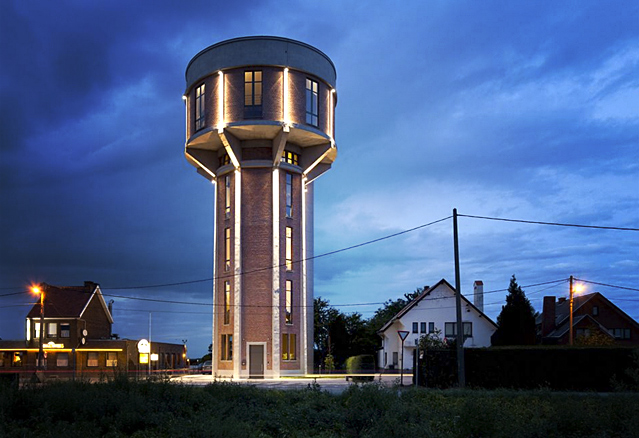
[285,173,293,218]
[225,175,231,219]
[60,323,70,338]
[221,334,233,361]
[224,281,231,325]
[285,280,293,325]
[225,228,231,271]
[244,70,263,119]
[282,333,297,361]
[305,78,319,126]
[281,150,299,166]
[56,352,69,367]
[47,322,57,338]
[87,352,99,367]
[106,352,118,367]
[195,83,206,131]
[285,227,293,271]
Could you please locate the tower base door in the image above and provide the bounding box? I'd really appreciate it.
[249,344,264,379]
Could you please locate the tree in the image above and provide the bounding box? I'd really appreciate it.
[493,275,537,345]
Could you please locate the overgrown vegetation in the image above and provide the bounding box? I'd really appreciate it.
[1,379,638,437]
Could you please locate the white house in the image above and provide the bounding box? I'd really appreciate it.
[377,279,497,370]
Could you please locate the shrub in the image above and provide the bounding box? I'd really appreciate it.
[345,354,375,382]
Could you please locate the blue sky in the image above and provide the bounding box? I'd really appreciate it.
[1,1,637,357]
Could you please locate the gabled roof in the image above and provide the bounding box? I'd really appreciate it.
[26,282,113,324]
[544,314,615,339]
[378,279,497,334]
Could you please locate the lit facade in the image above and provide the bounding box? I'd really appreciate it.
[183,37,337,378]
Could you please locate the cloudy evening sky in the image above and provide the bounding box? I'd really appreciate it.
[1,1,637,357]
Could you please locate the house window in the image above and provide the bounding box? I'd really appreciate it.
[592,306,599,316]
[87,352,99,367]
[225,228,231,271]
[285,280,293,324]
[412,322,418,333]
[221,334,233,361]
[612,328,631,339]
[225,175,231,218]
[428,322,435,334]
[56,352,69,367]
[106,352,118,367]
[285,227,293,270]
[60,323,70,338]
[244,70,262,118]
[195,83,206,131]
[12,352,23,367]
[34,322,41,340]
[305,78,319,126]
[576,328,591,339]
[219,153,230,167]
[0,352,5,367]
[392,352,398,367]
[444,322,473,338]
[47,323,57,338]
[420,322,427,334]
[286,173,293,218]
[281,150,299,166]
[224,281,231,325]
[282,333,296,360]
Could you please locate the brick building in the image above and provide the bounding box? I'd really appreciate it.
[183,37,338,378]
[0,282,187,381]
[538,292,639,345]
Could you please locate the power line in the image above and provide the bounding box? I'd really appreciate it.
[458,214,639,232]
[574,279,639,293]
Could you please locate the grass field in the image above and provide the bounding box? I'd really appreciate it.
[1,378,638,437]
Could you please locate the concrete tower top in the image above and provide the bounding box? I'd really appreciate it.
[185,36,337,93]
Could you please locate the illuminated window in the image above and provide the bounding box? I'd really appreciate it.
[60,323,70,338]
[195,83,206,131]
[139,353,149,364]
[106,352,118,367]
[286,173,293,217]
[285,227,293,270]
[225,175,231,218]
[56,352,69,367]
[428,322,435,334]
[12,352,23,367]
[0,352,4,367]
[282,333,296,360]
[285,280,293,324]
[87,352,99,367]
[34,322,41,340]
[221,334,233,361]
[412,322,418,333]
[47,323,57,338]
[444,322,472,338]
[244,70,262,119]
[305,78,319,126]
[224,281,231,325]
[420,322,427,334]
[281,150,299,166]
[219,153,230,167]
[225,228,231,271]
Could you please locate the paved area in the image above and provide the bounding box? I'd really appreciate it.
[170,374,414,394]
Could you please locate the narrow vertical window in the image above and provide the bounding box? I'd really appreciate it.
[285,173,292,217]
[428,322,435,334]
[224,281,231,325]
[285,227,293,270]
[305,78,318,126]
[225,228,231,271]
[34,322,41,340]
[47,323,57,338]
[87,352,99,367]
[244,70,262,118]
[225,175,231,218]
[285,280,293,324]
[57,352,69,367]
[195,83,205,130]
[412,322,418,333]
[420,322,426,334]
[221,334,233,360]
[282,333,296,360]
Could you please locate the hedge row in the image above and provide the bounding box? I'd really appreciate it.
[416,347,639,391]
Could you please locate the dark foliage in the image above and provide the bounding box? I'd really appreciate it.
[493,275,537,345]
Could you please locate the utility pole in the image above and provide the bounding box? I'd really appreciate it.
[453,209,465,388]
[569,275,574,346]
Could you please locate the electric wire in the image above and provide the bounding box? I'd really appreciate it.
[458,214,639,232]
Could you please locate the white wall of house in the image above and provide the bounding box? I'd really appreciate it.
[378,280,497,370]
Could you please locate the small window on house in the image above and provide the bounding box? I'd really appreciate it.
[0,352,5,367]
[195,83,206,131]
[286,173,293,218]
[286,227,293,271]
[420,322,427,333]
[444,322,472,338]
[106,352,118,367]
[34,322,41,340]
[305,78,319,126]
[225,228,231,271]
[221,334,233,361]
[60,323,70,338]
[57,352,69,367]
[87,352,99,367]
[592,306,599,316]
[244,70,262,119]
[281,150,299,166]
[282,333,297,361]
[12,352,23,367]
[47,323,57,338]
[224,281,231,325]
[428,322,435,334]
[225,175,231,218]
[412,322,418,333]
[285,280,293,325]
[219,153,230,167]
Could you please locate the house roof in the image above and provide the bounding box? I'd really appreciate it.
[26,282,113,324]
[378,278,498,334]
[544,314,615,339]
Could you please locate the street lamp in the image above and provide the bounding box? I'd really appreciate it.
[569,276,584,346]
[31,285,45,371]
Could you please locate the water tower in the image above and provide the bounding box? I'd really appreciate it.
[183,37,337,378]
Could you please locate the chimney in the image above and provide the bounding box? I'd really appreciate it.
[541,296,556,337]
[473,280,484,312]
[84,281,97,292]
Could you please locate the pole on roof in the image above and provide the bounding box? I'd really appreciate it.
[453,209,466,388]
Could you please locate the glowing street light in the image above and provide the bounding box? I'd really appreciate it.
[31,285,45,371]
[569,276,584,346]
